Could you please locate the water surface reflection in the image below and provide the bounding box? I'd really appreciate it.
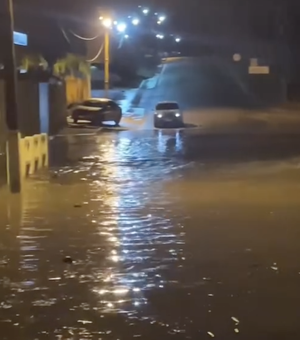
[2,131,300,339]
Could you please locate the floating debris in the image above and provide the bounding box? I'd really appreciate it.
[208,294,214,297]
[62,256,73,264]
[271,266,278,271]
[51,171,59,178]
[207,331,215,337]
[73,204,82,208]
[231,316,240,325]
[234,328,239,334]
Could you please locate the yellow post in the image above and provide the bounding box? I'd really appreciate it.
[104,29,110,97]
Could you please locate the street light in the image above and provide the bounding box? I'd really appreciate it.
[102,18,112,29]
[142,8,149,14]
[175,37,181,43]
[132,18,139,25]
[117,22,126,32]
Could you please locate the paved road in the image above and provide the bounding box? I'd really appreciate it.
[1,130,300,339]
[126,57,296,132]
[138,57,253,113]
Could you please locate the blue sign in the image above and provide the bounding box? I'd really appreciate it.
[13,31,28,46]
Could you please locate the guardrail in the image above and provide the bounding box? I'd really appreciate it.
[19,133,48,178]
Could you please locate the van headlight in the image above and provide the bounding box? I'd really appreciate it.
[157,114,163,118]
[175,112,181,117]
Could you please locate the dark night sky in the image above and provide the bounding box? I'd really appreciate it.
[10,0,300,42]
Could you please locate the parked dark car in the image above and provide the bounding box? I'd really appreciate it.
[70,98,122,126]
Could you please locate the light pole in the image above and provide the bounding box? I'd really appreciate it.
[3,0,21,193]
[102,18,112,96]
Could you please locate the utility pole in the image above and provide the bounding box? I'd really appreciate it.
[3,0,21,193]
[104,29,110,96]
[99,8,113,97]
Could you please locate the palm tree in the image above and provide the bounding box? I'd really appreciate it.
[53,53,90,78]
[20,54,48,72]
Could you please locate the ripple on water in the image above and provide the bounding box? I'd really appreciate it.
[0,133,192,339]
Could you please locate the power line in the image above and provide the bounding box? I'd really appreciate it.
[86,43,104,62]
[60,27,71,44]
[69,30,100,41]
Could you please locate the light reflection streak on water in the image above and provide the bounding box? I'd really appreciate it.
[91,135,186,315]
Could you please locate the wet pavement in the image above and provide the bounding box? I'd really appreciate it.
[2,129,300,339]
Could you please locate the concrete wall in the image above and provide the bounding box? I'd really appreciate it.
[0,78,67,185]
[18,80,41,137]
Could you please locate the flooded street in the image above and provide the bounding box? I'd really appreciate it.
[2,130,300,339]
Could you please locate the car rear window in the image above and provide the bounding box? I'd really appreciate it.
[156,103,179,110]
[84,100,107,108]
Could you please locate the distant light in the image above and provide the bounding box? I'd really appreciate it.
[156,34,164,39]
[233,53,242,62]
[124,34,129,39]
[142,8,149,14]
[175,37,181,43]
[128,15,131,18]
[99,16,103,20]
[157,21,161,25]
[154,12,158,15]
[158,15,166,22]
[114,21,118,25]
[132,18,139,25]
[102,18,112,28]
[117,23,127,32]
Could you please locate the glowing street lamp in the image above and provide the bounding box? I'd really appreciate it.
[102,18,112,29]
[132,18,139,25]
[142,8,149,14]
[117,22,126,32]
[175,37,181,43]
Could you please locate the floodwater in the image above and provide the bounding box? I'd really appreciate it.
[2,130,300,339]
